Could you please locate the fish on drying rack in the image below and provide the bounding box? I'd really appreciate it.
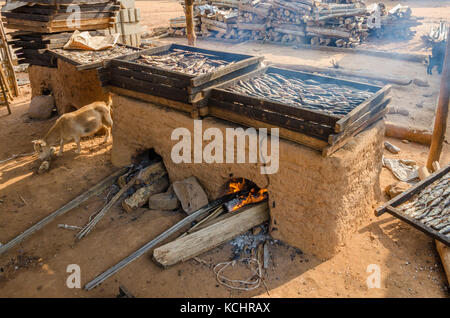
[224,72,374,116]
[52,46,140,65]
[136,48,235,75]
[398,172,450,236]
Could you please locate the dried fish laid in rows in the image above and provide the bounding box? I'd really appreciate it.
[398,172,450,237]
[225,72,374,116]
[136,49,234,76]
[52,46,140,65]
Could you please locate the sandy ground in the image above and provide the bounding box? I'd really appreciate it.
[0,0,450,298]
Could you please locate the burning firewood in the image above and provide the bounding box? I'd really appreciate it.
[153,201,270,268]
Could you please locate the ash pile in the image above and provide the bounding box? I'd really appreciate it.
[166,0,419,48]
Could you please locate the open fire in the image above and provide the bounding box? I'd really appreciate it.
[225,178,268,212]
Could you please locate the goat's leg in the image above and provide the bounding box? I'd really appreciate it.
[58,138,65,156]
[103,126,111,143]
[74,136,81,154]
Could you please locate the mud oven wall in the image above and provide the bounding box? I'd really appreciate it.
[111,94,384,260]
[28,60,109,114]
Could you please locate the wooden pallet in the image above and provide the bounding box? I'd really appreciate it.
[207,66,391,156]
[375,165,450,247]
[102,43,263,112]
[0,19,18,98]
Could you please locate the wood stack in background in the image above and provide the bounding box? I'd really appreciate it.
[9,32,74,67]
[369,3,419,41]
[266,0,311,45]
[163,1,417,48]
[2,1,118,33]
[304,1,369,47]
[199,4,238,40]
[1,0,121,67]
[236,0,271,41]
[102,0,144,47]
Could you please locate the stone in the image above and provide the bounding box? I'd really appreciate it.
[384,141,400,154]
[413,78,430,87]
[38,160,50,174]
[385,181,411,199]
[28,95,55,119]
[148,192,180,211]
[173,177,209,215]
[122,176,169,213]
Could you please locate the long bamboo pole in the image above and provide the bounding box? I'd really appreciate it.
[185,0,196,46]
[427,29,450,170]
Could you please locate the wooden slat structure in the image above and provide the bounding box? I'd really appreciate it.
[2,1,119,33]
[207,66,391,156]
[0,19,18,99]
[100,43,263,114]
[375,165,450,247]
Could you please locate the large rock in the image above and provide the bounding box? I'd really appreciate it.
[173,177,208,215]
[148,192,180,211]
[28,95,55,119]
[385,181,411,199]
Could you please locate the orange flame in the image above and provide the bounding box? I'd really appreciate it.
[227,178,268,211]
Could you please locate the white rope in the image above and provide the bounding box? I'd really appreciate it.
[213,258,263,291]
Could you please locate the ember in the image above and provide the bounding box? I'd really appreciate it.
[225,178,268,212]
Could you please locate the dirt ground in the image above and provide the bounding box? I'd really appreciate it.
[1,0,450,298]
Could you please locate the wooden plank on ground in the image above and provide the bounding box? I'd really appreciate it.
[153,202,270,267]
[0,167,128,256]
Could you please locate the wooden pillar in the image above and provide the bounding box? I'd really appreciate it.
[185,0,196,46]
[427,29,450,170]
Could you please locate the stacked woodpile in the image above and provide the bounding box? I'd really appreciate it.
[369,3,419,40]
[2,0,120,67]
[102,0,144,47]
[304,1,369,47]
[199,4,238,39]
[165,1,416,48]
[236,0,272,41]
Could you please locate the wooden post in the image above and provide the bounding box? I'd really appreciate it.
[427,29,450,170]
[185,0,196,46]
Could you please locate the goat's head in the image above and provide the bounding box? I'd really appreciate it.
[32,140,55,161]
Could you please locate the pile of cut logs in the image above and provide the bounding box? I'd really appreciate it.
[167,0,416,48]
[236,0,271,41]
[369,3,420,40]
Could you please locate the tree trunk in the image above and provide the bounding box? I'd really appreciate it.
[185,0,196,46]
